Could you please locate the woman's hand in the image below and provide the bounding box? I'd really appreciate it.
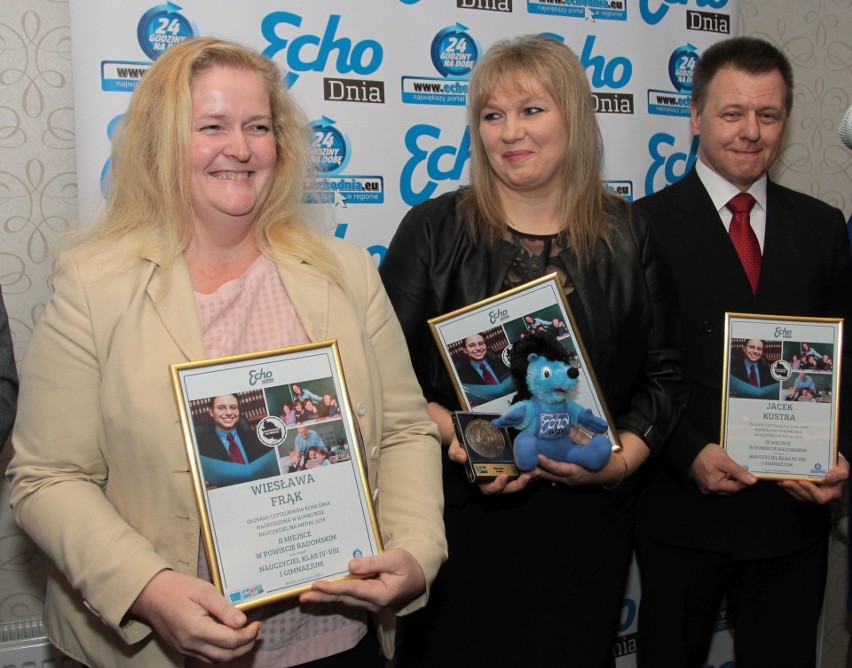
[130,570,261,663]
[448,432,537,494]
[434,402,535,495]
[298,548,426,612]
[536,455,622,486]
[537,431,651,488]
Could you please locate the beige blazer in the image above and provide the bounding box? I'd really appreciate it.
[7,237,446,667]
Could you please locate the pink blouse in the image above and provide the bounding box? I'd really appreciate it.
[192,254,366,667]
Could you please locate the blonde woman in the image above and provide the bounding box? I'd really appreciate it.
[381,35,685,666]
[8,38,445,668]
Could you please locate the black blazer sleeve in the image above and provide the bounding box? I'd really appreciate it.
[380,193,475,408]
[610,206,688,457]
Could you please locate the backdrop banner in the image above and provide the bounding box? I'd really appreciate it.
[68,1,739,664]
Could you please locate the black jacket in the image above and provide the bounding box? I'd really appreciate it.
[635,168,852,558]
[380,189,686,461]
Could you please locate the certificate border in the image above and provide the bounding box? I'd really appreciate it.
[427,273,621,448]
[170,340,383,610]
[720,312,843,481]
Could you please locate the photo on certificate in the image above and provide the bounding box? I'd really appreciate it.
[171,341,383,610]
[428,273,618,449]
[721,313,843,481]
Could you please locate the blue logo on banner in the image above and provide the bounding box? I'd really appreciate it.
[528,0,627,21]
[647,89,692,116]
[580,36,632,89]
[101,61,151,93]
[431,24,478,78]
[312,117,350,174]
[401,25,477,105]
[604,180,634,201]
[307,118,384,205]
[335,224,387,264]
[618,597,637,632]
[668,43,698,92]
[640,0,729,25]
[400,125,470,206]
[647,43,697,116]
[261,13,383,88]
[644,133,699,196]
[137,3,197,60]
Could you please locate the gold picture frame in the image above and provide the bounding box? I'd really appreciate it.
[170,340,383,610]
[721,313,843,481]
[427,273,620,449]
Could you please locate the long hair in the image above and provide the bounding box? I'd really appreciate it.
[72,37,340,282]
[462,35,618,268]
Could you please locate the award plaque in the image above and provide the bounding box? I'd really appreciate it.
[721,313,843,481]
[452,412,518,483]
[171,340,382,610]
[428,273,620,452]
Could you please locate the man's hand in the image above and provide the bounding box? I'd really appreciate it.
[778,456,849,504]
[130,570,261,663]
[299,549,425,612]
[689,443,757,495]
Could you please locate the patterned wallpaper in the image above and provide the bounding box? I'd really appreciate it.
[742,0,852,219]
[0,0,74,630]
[1,0,850,663]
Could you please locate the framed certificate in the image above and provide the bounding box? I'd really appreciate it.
[170,340,383,610]
[428,273,619,449]
[721,313,843,480]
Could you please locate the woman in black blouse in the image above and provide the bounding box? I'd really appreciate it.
[380,35,685,666]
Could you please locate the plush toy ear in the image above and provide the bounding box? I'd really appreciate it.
[528,353,539,363]
[568,367,579,379]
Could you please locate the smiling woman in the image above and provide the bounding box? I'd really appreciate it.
[477,83,569,214]
[7,37,445,668]
[188,67,277,250]
[380,35,685,666]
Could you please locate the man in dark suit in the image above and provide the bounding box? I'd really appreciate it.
[634,36,852,667]
[454,333,511,386]
[197,394,269,464]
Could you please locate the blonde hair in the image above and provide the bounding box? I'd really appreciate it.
[463,35,618,268]
[73,37,339,282]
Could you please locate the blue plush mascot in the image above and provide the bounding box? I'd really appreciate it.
[492,332,612,472]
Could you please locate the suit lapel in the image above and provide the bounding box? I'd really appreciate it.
[144,252,331,361]
[755,180,798,308]
[274,254,330,343]
[666,170,756,311]
[146,256,206,361]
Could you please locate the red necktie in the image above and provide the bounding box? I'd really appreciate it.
[727,193,760,295]
[748,363,759,387]
[479,364,497,385]
[226,432,246,464]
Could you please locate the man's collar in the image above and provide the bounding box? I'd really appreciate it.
[695,158,768,213]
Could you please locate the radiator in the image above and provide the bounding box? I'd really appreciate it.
[0,618,69,668]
